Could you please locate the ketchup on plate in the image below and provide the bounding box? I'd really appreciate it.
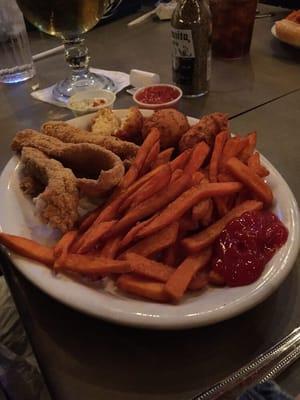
[212,211,288,287]
[136,86,180,104]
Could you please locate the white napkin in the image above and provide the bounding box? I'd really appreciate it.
[31,68,130,108]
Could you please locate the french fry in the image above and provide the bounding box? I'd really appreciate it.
[169,149,192,171]
[120,128,160,189]
[208,270,226,286]
[184,142,210,175]
[135,182,243,241]
[239,132,257,162]
[226,157,273,205]
[120,163,171,213]
[74,220,117,254]
[220,137,248,171]
[0,232,54,266]
[107,173,190,239]
[100,236,121,259]
[182,200,263,253]
[54,230,78,259]
[125,253,174,282]
[188,273,209,291]
[55,254,131,276]
[247,152,269,178]
[116,274,169,302]
[121,222,179,257]
[209,130,228,182]
[140,140,160,176]
[165,248,212,301]
[152,148,174,169]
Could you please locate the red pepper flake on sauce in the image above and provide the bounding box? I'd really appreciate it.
[212,211,288,287]
[136,86,180,104]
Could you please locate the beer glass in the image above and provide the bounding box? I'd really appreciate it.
[17,0,116,101]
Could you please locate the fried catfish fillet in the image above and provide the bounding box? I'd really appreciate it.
[41,121,139,161]
[21,147,79,233]
[12,129,125,197]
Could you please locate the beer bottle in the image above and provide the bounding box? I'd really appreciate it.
[171,0,212,97]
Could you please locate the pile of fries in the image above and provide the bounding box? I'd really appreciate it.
[0,121,274,303]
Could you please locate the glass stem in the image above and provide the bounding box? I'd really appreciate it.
[63,37,91,83]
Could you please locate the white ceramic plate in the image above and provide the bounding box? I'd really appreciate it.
[0,110,299,330]
[271,24,300,49]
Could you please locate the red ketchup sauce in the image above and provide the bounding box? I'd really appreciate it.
[136,86,180,104]
[212,211,288,287]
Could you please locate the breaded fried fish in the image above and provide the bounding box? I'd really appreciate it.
[41,121,139,161]
[12,129,125,197]
[21,147,79,233]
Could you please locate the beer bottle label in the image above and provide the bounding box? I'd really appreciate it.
[171,28,195,58]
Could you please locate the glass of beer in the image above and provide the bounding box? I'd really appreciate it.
[210,0,257,59]
[16,0,116,101]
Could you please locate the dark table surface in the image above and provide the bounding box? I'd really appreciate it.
[1,4,300,400]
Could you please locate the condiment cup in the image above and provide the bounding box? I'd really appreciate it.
[133,83,182,110]
[67,89,116,116]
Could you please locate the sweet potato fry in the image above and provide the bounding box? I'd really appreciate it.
[169,149,192,171]
[214,197,229,217]
[239,132,257,162]
[182,200,263,253]
[220,137,248,171]
[217,172,236,182]
[201,198,214,226]
[165,247,212,301]
[152,148,174,169]
[140,141,160,176]
[74,220,117,254]
[120,163,171,212]
[120,127,160,189]
[125,253,174,282]
[226,157,273,205]
[116,274,169,302]
[107,174,190,238]
[179,214,199,234]
[184,142,210,175]
[54,230,78,259]
[119,213,159,249]
[209,130,228,182]
[208,270,226,286]
[78,206,104,232]
[192,198,211,222]
[247,152,269,178]
[192,171,205,185]
[100,236,121,259]
[188,273,209,291]
[55,254,131,276]
[121,222,179,257]
[135,182,243,241]
[0,232,54,266]
[163,243,179,267]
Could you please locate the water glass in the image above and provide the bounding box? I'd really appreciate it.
[0,0,35,84]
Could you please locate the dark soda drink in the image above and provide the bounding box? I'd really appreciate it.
[210,0,257,59]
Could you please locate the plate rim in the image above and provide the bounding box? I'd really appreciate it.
[0,110,299,330]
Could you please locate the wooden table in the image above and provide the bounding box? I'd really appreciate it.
[0,5,299,400]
